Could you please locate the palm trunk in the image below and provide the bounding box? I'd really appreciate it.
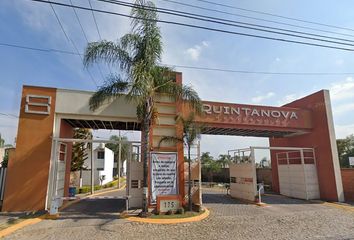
[188,145,192,211]
[142,117,150,213]
[142,98,153,214]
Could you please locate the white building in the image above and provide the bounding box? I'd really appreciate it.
[82,145,114,186]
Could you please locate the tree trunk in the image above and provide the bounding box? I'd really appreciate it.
[188,146,192,211]
[142,117,150,213]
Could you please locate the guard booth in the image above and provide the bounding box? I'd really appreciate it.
[228,147,320,202]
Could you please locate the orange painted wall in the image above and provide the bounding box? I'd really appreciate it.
[341,169,354,201]
[269,90,340,201]
[2,86,56,211]
[59,120,73,198]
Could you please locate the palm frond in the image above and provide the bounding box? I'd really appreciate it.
[83,40,132,71]
[89,76,130,110]
[131,0,162,66]
[158,136,183,149]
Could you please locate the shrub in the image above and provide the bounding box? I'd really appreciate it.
[166,210,173,215]
[176,208,184,215]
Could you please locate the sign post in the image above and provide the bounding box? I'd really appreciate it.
[349,157,354,167]
[150,152,178,204]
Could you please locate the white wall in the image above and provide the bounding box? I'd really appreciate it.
[229,162,257,202]
[82,147,114,186]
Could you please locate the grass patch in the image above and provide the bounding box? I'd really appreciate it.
[149,210,205,219]
[78,178,126,194]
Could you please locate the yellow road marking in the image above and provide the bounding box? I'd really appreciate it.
[0,216,44,238]
[126,208,210,224]
[323,202,354,212]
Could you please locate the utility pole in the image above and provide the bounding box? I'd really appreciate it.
[118,130,121,189]
[91,137,94,195]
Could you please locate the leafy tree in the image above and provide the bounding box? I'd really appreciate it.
[201,152,221,182]
[0,134,4,148]
[106,135,129,176]
[159,113,203,211]
[2,152,8,168]
[71,128,92,172]
[83,0,201,214]
[217,154,232,168]
[337,134,354,168]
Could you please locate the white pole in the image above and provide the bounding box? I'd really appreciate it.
[118,131,121,189]
[91,141,94,194]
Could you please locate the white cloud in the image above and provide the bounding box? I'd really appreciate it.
[335,59,344,66]
[333,102,354,115]
[184,41,209,61]
[329,77,354,101]
[251,92,275,103]
[335,124,354,139]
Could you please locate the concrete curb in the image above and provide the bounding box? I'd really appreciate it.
[126,208,210,224]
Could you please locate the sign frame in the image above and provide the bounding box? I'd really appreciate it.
[150,152,179,205]
[349,157,354,166]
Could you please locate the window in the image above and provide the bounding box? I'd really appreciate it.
[230,177,236,183]
[131,180,139,188]
[97,151,105,159]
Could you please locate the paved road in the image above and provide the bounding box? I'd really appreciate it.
[4,188,354,240]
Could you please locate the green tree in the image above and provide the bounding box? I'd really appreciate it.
[71,128,92,172]
[2,152,8,168]
[201,152,221,182]
[83,0,201,214]
[106,135,129,176]
[0,134,4,148]
[217,154,232,168]
[159,113,203,211]
[337,134,354,168]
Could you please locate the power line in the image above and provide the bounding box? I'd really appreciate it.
[88,0,113,75]
[88,0,102,40]
[49,1,98,87]
[194,0,354,34]
[159,0,354,40]
[30,0,354,52]
[0,113,19,119]
[2,41,354,76]
[163,64,354,76]
[99,0,354,47]
[69,0,106,81]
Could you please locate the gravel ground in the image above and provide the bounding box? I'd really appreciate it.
[4,188,354,240]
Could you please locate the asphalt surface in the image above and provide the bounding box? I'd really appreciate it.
[4,188,354,240]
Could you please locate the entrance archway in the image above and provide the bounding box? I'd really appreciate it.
[2,77,344,213]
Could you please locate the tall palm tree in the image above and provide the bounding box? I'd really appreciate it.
[83,0,201,214]
[159,113,203,211]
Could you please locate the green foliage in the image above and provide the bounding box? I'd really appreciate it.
[78,179,120,193]
[176,207,184,214]
[201,152,221,182]
[337,134,354,168]
[217,154,232,168]
[71,128,92,171]
[105,135,129,170]
[0,134,4,148]
[2,152,8,168]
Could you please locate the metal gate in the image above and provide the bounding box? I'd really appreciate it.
[48,138,141,214]
[0,167,7,201]
[276,149,320,200]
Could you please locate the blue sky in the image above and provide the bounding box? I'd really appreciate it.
[1,0,354,157]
